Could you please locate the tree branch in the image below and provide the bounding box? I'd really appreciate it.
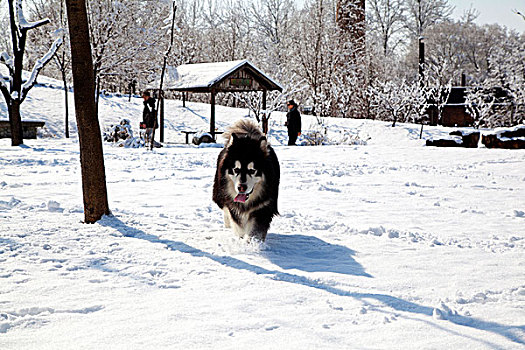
[21,37,63,102]
[0,73,11,103]
[16,0,50,31]
[0,52,15,77]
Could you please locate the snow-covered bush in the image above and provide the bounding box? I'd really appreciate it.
[300,120,367,146]
[336,130,368,146]
[117,137,146,148]
[102,119,162,148]
[103,119,133,143]
[301,130,329,146]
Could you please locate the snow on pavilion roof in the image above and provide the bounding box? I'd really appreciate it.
[157,59,283,92]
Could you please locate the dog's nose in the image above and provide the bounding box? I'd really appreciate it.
[238,184,247,193]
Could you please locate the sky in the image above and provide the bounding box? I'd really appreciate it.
[449,0,525,32]
[291,0,525,33]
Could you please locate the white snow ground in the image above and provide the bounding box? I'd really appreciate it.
[0,76,524,349]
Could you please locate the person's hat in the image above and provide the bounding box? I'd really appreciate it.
[287,99,296,106]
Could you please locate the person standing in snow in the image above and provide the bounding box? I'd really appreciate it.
[142,90,157,146]
[285,99,301,146]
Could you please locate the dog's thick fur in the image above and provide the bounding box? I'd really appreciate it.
[213,119,280,241]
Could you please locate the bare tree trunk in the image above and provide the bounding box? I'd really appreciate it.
[8,0,25,146]
[9,100,24,145]
[61,67,70,138]
[65,0,110,223]
[60,3,70,139]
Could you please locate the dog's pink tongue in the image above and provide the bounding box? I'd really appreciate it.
[234,194,248,203]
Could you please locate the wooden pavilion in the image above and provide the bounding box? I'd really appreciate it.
[154,60,282,141]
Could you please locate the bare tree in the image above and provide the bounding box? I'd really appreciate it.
[86,0,164,111]
[151,2,177,149]
[368,0,406,55]
[403,0,453,38]
[0,0,62,146]
[233,77,306,132]
[65,0,110,223]
[250,0,295,76]
[369,79,415,126]
[290,0,335,114]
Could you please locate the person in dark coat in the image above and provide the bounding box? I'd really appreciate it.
[142,90,157,146]
[285,99,301,146]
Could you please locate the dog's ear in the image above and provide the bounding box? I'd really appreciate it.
[259,136,270,156]
[229,133,239,146]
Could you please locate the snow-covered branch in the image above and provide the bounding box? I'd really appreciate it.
[466,86,496,128]
[0,52,15,76]
[16,0,50,31]
[21,37,63,102]
[0,73,10,102]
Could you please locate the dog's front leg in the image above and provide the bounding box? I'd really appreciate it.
[223,208,232,228]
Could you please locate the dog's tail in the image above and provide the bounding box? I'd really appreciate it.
[223,119,264,144]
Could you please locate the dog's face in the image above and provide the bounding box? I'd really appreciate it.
[227,160,263,203]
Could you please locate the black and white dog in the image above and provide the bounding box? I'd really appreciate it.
[213,119,280,241]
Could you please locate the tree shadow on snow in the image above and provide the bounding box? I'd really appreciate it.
[99,216,525,347]
[263,233,371,277]
[182,106,209,124]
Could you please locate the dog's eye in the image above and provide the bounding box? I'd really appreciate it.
[233,168,241,174]
[248,169,256,176]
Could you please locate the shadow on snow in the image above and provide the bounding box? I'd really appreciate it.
[99,215,524,347]
[263,233,371,277]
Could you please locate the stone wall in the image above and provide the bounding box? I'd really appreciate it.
[0,121,45,139]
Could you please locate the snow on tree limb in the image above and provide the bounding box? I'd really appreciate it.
[0,52,15,75]
[16,0,50,31]
[21,37,63,102]
[0,73,10,101]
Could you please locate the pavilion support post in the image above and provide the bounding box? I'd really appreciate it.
[210,89,216,138]
[160,95,165,142]
[262,89,268,134]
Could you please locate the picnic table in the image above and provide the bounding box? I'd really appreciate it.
[181,131,223,144]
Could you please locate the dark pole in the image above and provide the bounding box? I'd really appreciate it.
[182,92,186,107]
[63,68,69,138]
[160,95,165,142]
[419,36,426,137]
[418,37,425,87]
[95,74,100,116]
[60,0,69,139]
[262,89,268,134]
[210,89,216,138]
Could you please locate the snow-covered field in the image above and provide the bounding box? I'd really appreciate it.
[1,78,524,349]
